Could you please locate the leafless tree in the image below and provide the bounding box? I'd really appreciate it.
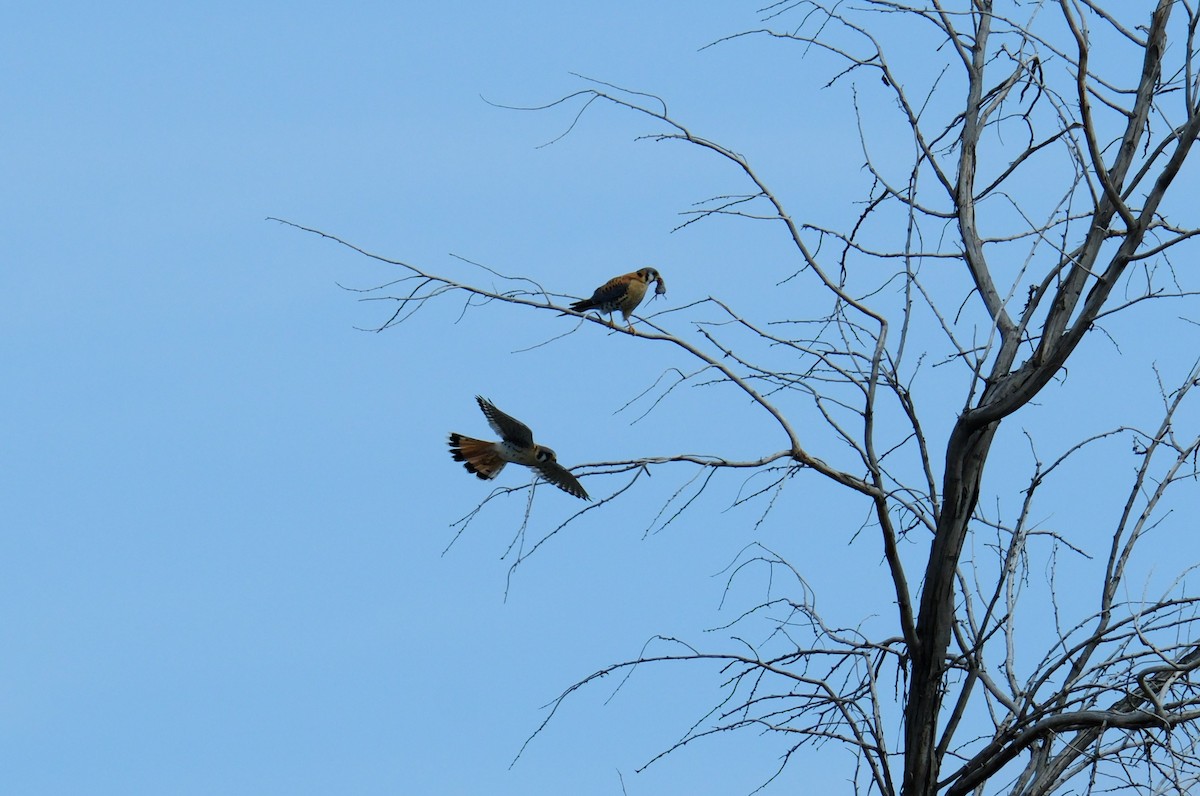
[279,2,1200,794]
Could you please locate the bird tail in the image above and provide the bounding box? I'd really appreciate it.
[448,434,506,480]
[568,298,596,313]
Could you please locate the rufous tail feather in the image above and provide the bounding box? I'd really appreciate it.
[448,433,506,480]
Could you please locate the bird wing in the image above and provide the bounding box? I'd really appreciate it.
[571,273,635,312]
[536,461,590,500]
[475,396,535,448]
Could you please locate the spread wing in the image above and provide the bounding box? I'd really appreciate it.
[536,461,590,500]
[475,396,535,448]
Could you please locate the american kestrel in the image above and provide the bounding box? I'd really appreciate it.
[568,267,666,331]
[448,396,590,500]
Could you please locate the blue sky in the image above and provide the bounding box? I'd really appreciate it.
[6,3,1200,795]
[2,4,839,794]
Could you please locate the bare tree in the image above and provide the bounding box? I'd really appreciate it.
[279,1,1200,794]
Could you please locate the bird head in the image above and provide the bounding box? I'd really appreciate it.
[637,267,661,285]
[535,447,558,463]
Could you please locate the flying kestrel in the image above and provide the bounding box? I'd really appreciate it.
[568,267,666,332]
[448,396,590,500]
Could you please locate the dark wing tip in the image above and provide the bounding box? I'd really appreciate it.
[539,463,590,500]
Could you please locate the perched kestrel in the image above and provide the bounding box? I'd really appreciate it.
[448,396,590,500]
[568,267,666,332]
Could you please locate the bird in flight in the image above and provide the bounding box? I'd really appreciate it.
[568,267,666,332]
[448,396,590,500]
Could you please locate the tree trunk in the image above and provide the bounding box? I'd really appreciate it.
[904,418,999,795]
